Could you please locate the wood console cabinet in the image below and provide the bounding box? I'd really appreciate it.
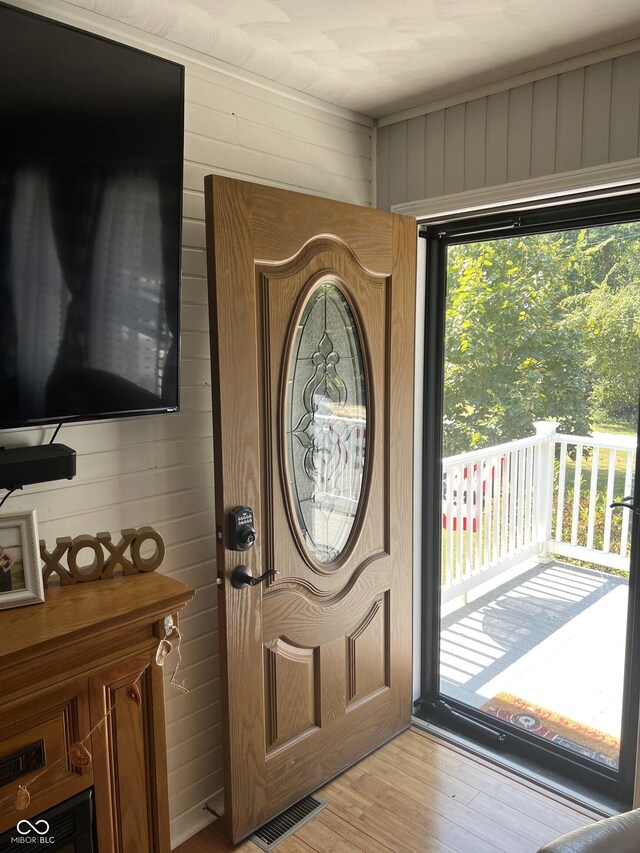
[0,573,194,851]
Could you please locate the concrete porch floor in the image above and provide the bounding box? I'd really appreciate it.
[440,561,629,760]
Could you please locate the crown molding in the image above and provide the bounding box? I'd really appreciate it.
[379,38,640,128]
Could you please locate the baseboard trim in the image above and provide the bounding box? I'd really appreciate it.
[170,788,224,849]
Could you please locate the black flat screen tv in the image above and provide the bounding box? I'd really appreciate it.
[0,2,184,429]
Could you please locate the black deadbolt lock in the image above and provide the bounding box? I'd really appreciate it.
[228,506,257,551]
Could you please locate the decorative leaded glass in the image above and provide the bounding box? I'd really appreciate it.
[286,279,367,564]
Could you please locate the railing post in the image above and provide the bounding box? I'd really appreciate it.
[533,421,560,562]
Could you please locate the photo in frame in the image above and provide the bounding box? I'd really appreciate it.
[0,510,44,609]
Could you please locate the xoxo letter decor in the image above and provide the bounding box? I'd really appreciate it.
[41,527,165,586]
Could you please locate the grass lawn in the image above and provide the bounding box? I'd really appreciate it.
[591,420,636,437]
[560,420,635,498]
[565,449,629,496]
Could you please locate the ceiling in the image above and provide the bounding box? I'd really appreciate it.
[68,0,640,116]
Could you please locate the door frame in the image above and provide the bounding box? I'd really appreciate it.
[395,180,640,809]
[396,162,640,722]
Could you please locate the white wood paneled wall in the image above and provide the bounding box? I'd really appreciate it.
[377,50,640,209]
[3,1,373,844]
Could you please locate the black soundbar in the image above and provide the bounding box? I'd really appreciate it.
[0,444,76,491]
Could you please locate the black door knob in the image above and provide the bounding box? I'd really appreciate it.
[230,565,278,589]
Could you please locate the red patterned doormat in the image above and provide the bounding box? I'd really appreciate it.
[481,692,620,769]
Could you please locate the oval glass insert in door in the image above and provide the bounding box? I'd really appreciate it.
[286,279,368,565]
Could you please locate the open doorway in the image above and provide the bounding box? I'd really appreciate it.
[418,196,640,807]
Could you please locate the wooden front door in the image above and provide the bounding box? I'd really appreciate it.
[205,176,416,842]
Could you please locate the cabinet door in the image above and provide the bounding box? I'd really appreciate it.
[89,651,170,853]
[0,684,91,833]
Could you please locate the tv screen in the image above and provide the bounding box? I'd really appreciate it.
[0,3,184,429]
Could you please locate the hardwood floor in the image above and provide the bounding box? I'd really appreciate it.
[175,728,602,852]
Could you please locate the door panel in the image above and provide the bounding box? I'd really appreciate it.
[205,177,416,841]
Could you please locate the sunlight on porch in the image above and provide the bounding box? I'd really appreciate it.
[441,560,627,767]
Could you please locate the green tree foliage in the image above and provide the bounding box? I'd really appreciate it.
[444,222,640,457]
[569,293,640,427]
[444,234,591,456]
[584,283,640,423]
[564,224,640,428]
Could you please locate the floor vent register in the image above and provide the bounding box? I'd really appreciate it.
[250,794,327,851]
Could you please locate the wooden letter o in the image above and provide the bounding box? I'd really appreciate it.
[131,527,165,572]
[67,535,105,582]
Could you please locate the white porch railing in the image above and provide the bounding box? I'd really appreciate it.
[441,422,636,603]
[551,431,636,571]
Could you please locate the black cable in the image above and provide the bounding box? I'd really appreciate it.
[49,422,63,444]
[0,486,22,509]
[202,804,221,818]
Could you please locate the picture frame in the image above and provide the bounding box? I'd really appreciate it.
[0,510,44,610]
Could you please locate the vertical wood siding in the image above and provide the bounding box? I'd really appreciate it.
[377,50,640,209]
[4,1,373,842]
